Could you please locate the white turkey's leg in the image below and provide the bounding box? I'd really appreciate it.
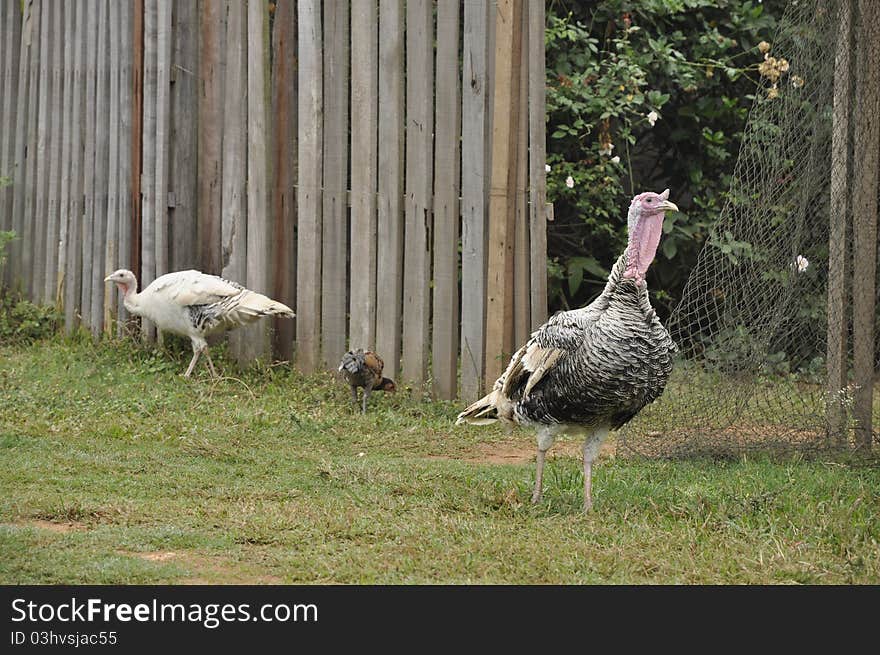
[183,349,201,377]
[532,426,558,504]
[582,426,610,512]
[203,347,218,378]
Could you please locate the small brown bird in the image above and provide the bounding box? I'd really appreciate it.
[338,349,396,413]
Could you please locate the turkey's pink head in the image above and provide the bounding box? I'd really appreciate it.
[624,189,678,283]
[104,269,137,296]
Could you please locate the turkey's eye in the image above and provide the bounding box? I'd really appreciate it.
[646,198,653,203]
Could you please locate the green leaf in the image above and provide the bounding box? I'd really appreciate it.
[662,238,678,260]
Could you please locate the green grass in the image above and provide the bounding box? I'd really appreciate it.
[1,335,879,584]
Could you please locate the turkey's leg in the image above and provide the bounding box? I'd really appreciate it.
[350,385,359,408]
[361,386,371,414]
[582,427,610,512]
[203,347,218,378]
[184,349,202,377]
[532,427,557,504]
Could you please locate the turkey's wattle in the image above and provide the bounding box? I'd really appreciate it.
[456,189,679,512]
[105,268,295,377]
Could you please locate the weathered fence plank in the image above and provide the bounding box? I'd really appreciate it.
[130,0,144,299]
[513,1,530,348]
[140,0,157,340]
[827,0,853,445]
[197,0,225,276]
[320,0,348,369]
[484,0,523,387]
[80,0,98,328]
[402,0,433,385]
[460,0,490,400]
[43,2,63,305]
[852,0,880,450]
[90,0,110,339]
[376,0,405,381]
[117,0,134,333]
[271,0,297,362]
[220,0,247,359]
[1,0,22,253]
[296,0,322,373]
[57,1,75,308]
[244,0,270,362]
[528,0,547,331]
[64,0,86,333]
[431,1,461,399]
[103,0,121,333]
[153,0,172,316]
[32,0,51,301]
[9,0,33,290]
[169,0,199,272]
[350,1,378,353]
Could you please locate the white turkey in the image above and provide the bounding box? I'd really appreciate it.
[456,189,679,512]
[104,268,295,378]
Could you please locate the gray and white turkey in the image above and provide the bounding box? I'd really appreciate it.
[456,189,679,512]
[104,268,295,378]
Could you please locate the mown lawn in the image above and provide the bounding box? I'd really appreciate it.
[1,336,878,584]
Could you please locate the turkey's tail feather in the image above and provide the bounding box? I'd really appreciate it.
[455,389,512,426]
[224,290,295,326]
[338,349,365,374]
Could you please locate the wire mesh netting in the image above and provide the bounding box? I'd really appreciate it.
[618,0,879,458]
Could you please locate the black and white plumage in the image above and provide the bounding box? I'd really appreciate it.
[104,269,295,377]
[338,349,396,413]
[456,190,679,512]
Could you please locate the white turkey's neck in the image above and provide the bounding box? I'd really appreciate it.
[118,282,143,316]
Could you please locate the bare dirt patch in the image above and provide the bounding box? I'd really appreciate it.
[123,550,283,584]
[3,519,88,533]
[431,437,616,465]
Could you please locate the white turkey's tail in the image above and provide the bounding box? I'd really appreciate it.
[223,290,295,326]
[455,388,513,426]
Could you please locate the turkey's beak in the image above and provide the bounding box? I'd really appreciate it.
[659,199,679,213]
[104,275,113,282]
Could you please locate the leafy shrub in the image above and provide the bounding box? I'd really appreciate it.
[0,231,62,344]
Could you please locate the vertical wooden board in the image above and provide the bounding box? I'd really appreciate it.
[169,0,199,273]
[376,0,404,381]
[21,0,42,300]
[43,2,63,305]
[130,0,144,290]
[243,0,270,362]
[1,0,22,244]
[431,1,460,400]
[56,0,75,307]
[459,0,489,400]
[484,0,522,388]
[9,0,31,289]
[271,0,297,362]
[220,0,247,359]
[117,0,134,333]
[80,0,98,329]
[320,0,348,369]
[826,0,852,444]
[153,0,171,292]
[528,0,547,331]
[32,0,53,301]
[295,0,322,373]
[103,0,121,334]
[90,0,110,339]
[140,0,157,341]
[402,0,433,386]
[64,0,86,333]
[512,1,530,348]
[197,0,226,276]
[852,0,880,450]
[349,1,378,353]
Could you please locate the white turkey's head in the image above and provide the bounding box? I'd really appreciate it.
[624,189,678,283]
[104,269,138,297]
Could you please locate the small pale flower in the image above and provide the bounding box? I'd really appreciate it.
[610,155,620,164]
[545,164,551,173]
[599,142,614,157]
[758,40,771,53]
[565,175,575,188]
[777,58,790,73]
[767,84,779,99]
[357,451,366,457]
[791,75,805,88]
[795,255,809,273]
[646,110,659,127]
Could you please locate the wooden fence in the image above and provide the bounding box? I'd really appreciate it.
[0,0,548,400]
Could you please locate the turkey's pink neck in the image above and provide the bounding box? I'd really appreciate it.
[624,213,663,282]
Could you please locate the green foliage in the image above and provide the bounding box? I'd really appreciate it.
[546,0,784,315]
[0,231,61,344]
